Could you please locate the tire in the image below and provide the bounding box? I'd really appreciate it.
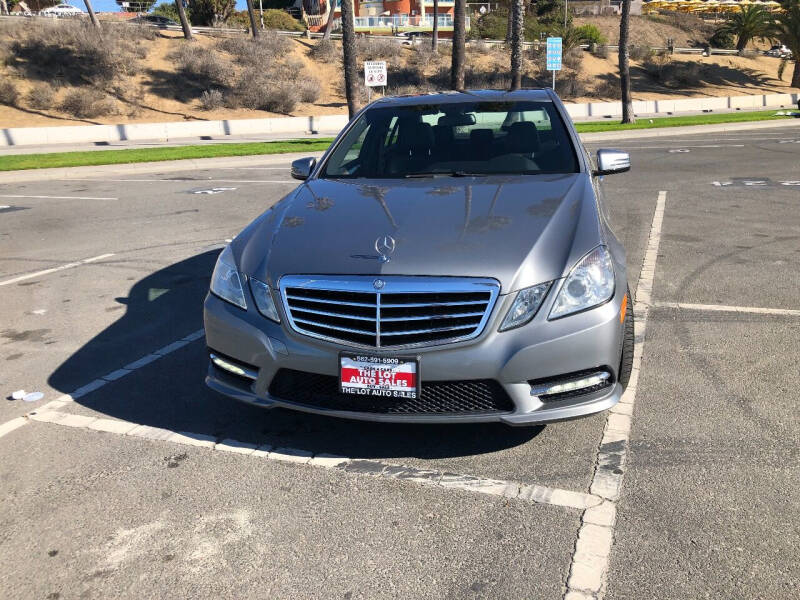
[618,288,634,390]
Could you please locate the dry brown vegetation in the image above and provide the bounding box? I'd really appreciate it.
[0,16,794,129]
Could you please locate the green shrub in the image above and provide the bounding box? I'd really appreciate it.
[263,8,304,31]
[575,24,607,45]
[709,29,735,49]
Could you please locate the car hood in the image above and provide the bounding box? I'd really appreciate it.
[236,174,603,294]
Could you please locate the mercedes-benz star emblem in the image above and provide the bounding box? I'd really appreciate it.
[373,279,385,290]
[374,235,396,263]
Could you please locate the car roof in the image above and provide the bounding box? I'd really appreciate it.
[372,89,555,107]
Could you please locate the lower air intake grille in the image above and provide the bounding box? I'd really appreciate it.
[268,369,514,415]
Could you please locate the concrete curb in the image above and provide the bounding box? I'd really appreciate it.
[1,119,799,183]
[1,92,797,148]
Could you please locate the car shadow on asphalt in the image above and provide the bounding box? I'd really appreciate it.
[48,251,542,460]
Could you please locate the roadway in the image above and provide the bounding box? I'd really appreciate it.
[0,124,798,598]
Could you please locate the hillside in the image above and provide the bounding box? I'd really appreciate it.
[0,16,796,130]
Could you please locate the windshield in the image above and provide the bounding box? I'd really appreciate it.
[321,101,579,179]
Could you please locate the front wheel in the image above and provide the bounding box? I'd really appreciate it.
[618,289,634,390]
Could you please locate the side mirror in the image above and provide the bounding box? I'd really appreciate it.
[290,157,317,180]
[594,149,631,176]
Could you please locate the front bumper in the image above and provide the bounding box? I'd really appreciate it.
[202,283,626,426]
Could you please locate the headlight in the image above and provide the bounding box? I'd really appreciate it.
[250,278,280,322]
[550,246,615,319]
[499,282,551,331]
[210,245,247,310]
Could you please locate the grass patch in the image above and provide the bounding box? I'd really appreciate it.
[574,109,795,133]
[1,109,796,173]
[0,139,335,172]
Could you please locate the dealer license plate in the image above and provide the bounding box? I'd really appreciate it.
[339,353,420,400]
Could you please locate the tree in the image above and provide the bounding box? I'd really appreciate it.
[188,0,235,26]
[244,0,259,38]
[83,0,100,28]
[510,0,524,90]
[175,0,193,39]
[618,0,634,123]
[322,0,335,41]
[431,0,439,51]
[719,5,771,51]
[340,0,359,118]
[772,0,800,88]
[451,0,466,89]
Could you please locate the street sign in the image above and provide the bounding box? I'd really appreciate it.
[364,61,387,87]
[546,37,562,72]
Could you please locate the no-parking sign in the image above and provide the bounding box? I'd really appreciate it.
[364,61,387,87]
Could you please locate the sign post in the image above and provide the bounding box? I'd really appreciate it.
[364,60,387,104]
[546,37,562,92]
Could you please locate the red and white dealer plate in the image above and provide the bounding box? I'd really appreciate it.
[339,353,420,400]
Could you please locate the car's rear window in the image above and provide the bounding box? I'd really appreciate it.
[321,101,579,179]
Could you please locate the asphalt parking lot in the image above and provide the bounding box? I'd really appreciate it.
[1,123,799,599]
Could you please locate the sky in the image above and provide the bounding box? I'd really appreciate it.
[63,0,251,12]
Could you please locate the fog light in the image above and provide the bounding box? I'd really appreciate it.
[530,371,611,398]
[210,353,258,381]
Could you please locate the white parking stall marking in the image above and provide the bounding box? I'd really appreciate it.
[563,191,666,600]
[23,407,603,511]
[0,194,118,201]
[62,178,294,184]
[0,253,116,287]
[0,416,29,440]
[656,302,800,317]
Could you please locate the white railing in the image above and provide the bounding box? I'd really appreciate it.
[353,15,470,29]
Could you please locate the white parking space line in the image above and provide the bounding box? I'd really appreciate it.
[564,191,666,600]
[656,302,800,317]
[24,408,602,511]
[0,416,29,440]
[0,253,116,287]
[62,178,293,184]
[49,328,205,403]
[0,194,118,200]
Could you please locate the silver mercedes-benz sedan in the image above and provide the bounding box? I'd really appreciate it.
[203,89,633,426]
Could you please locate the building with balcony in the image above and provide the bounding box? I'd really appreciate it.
[300,0,468,35]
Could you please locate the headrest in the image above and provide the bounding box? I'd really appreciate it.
[469,128,494,145]
[506,121,540,153]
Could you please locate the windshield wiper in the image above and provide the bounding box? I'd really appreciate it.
[403,171,488,178]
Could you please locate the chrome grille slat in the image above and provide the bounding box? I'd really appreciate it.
[291,306,376,322]
[285,294,376,308]
[381,324,476,336]
[280,276,500,349]
[380,311,485,322]
[380,300,487,308]
[293,317,376,336]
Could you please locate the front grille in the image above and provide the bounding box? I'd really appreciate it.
[269,369,514,415]
[280,276,500,348]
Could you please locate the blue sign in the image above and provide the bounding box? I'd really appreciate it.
[546,37,562,72]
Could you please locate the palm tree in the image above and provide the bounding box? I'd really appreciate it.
[340,0,360,118]
[432,0,439,51]
[451,0,466,89]
[83,0,100,28]
[772,0,800,88]
[719,5,771,51]
[510,0,524,90]
[245,0,260,38]
[618,0,634,124]
[175,0,193,40]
